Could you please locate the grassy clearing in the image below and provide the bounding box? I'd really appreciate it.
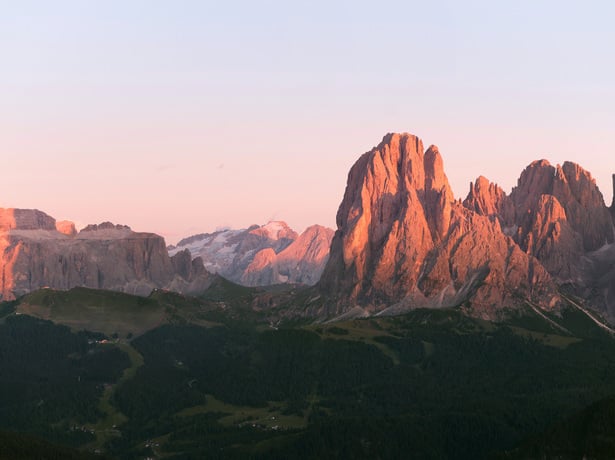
[177,395,306,430]
[115,343,145,381]
[508,326,581,349]
[307,319,401,364]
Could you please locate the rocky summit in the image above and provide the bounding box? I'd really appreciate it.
[319,132,615,320]
[0,208,212,300]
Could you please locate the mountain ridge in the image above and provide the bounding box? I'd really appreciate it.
[170,221,334,287]
[0,208,212,300]
[318,132,615,321]
[1,131,613,322]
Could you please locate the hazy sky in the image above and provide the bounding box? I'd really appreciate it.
[2,1,614,244]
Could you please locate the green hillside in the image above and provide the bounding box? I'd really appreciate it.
[18,287,164,338]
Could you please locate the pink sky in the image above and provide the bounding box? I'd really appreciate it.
[2,2,614,244]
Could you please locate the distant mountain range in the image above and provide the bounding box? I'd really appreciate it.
[168,221,334,287]
[1,131,614,323]
[0,209,334,301]
[0,212,212,300]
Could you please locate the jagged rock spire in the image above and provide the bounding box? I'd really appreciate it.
[320,133,558,318]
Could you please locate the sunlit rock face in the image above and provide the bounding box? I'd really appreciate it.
[55,220,77,236]
[319,133,558,319]
[241,225,334,286]
[463,176,514,223]
[466,160,615,284]
[170,222,334,287]
[0,208,212,300]
[509,160,614,253]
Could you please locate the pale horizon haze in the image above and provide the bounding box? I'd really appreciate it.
[2,1,614,244]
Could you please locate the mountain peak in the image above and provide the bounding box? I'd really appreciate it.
[512,158,613,253]
[320,132,558,318]
[530,159,552,168]
[381,131,421,145]
[249,221,297,241]
[463,175,512,222]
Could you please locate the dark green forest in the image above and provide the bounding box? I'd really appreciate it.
[3,292,615,459]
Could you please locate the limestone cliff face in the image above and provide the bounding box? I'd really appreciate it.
[0,209,211,300]
[0,208,56,231]
[568,174,615,317]
[241,248,279,287]
[463,176,514,226]
[321,134,449,305]
[510,160,614,254]
[466,161,615,284]
[520,195,582,280]
[319,133,558,318]
[275,225,334,286]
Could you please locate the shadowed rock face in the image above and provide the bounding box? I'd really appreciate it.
[577,244,615,319]
[611,174,615,223]
[319,133,559,318]
[0,208,212,300]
